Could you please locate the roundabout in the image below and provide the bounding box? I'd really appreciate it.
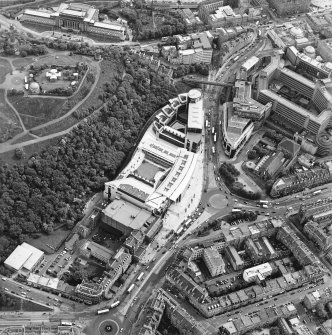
[99,319,119,335]
[208,193,228,209]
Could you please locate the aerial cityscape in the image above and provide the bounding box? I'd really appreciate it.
[1,0,332,335]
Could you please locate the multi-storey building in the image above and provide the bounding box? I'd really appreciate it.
[267,0,310,16]
[317,38,332,62]
[245,237,276,262]
[222,104,254,158]
[306,10,332,35]
[271,166,332,197]
[179,8,204,31]
[304,221,332,251]
[318,319,332,335]
[243,263,273,283]
[299,197,332,223]
[303,287,332,309]
[172,32,213,65]
[203,247,226,277]
[276,226,320,266]
[225,245,244,270]
[20,3,127,41]
[104,247,132,291]
[220,303,297,335]
[198,0,225,23]
[75,280,104,303]
[138,290,165,335]
[233,80,272,121]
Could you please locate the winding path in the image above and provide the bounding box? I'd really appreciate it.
[0,60,101,153]
[0,57,27,134]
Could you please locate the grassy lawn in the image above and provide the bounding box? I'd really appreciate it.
[0,135,62,166]
[26,227,71,254]
[74,60,122,114]
[0,295,52,312]
[12,57,34,70]
[34,53,87,68]
[8,95,66,129]
[0,89,23,142]
[0,58,12,84]
[11,133,36,144]
[31,115,77,137]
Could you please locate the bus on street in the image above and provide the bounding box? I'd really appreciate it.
[137,272,144,281]
[313,190,322,196]
[97,309,109,315]
[127,284,135,294]
[110,301,120,308]
[61,321,73,326]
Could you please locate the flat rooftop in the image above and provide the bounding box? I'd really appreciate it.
[103,199,152,230]
[188,98,204,130]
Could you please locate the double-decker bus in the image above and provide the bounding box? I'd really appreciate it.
[127,284,135,294]
[61,321,72,326]
[212,127,215,134]
[97,309,109,315]
[137,272,144,281]
[212,147,215,154]
[213,133,217,143]
[110,301,120,308]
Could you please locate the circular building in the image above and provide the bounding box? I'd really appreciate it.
[323,62,332,73]
[188,88,202,103]
[290,27,304,39]
[29,82,40,94]
[316,131,332,157]
[304,46,316,59]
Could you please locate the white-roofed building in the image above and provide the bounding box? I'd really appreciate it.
[4,243,44,273]
[20,2,126,41]
[243,263,272,282]
[241,56,260,73]
[222,106,254,158]
[203,247,226,277]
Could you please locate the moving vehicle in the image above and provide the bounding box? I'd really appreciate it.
[137,272,144,281]
[313,190,321,196]
[232,209,241,213]
[110,300,120,309]
[61,321,73,326]
[212,146,215,154]
[213,133,217,143]
[127,284,135,294]
[97,309,109,315]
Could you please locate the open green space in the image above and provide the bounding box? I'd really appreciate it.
[27,227,71,254]
[12,57,34,70]
[7,95,66,129]
[11,133,36,144]
[0,89,23,142]
[0,292,52,312]
[0,135,62,166]
[0,58,12,84]
[30,115,77,137]
[74,60,121,115]
[33,53,87,68]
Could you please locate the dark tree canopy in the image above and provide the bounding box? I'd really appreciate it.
[0,48,177,270]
